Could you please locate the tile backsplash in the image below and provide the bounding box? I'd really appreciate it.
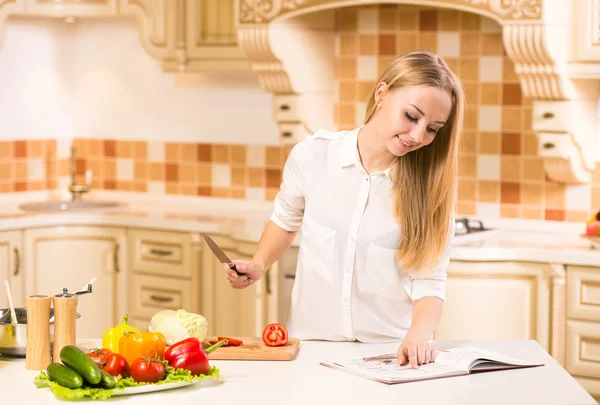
[2,4,600,223]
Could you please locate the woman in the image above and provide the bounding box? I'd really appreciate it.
[224,50,464,369]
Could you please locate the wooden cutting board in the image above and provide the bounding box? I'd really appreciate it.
[203,337,300,361]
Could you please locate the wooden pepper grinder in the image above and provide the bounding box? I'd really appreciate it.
[52,288,79,363]
[25,295,52,370]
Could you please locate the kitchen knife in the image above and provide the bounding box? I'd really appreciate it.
[202,234,244,276]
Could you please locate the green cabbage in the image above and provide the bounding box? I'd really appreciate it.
[148,309,208,345]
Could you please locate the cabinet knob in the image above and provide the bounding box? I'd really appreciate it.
[541,112,554,119]
[150,295,173,303]
[149,248,173,256]
[542,142,555,149]
[281,131,292,138]
[279,104,290,111]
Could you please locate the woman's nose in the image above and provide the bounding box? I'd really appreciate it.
[409,126,426,144]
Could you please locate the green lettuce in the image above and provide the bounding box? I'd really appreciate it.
[34,361,220,401]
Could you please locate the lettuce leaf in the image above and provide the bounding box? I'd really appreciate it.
[34,361,220,400]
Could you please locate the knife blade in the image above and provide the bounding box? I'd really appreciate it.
[202,234,243,276]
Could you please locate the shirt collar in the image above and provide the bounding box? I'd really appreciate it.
[340,126,392,179]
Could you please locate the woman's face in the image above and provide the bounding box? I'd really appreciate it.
[372,84,452,157]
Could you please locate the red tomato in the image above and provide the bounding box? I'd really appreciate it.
[103,353,130,377]
[87,348,112,366]
[130,357,165,383]
[262,323,289,347]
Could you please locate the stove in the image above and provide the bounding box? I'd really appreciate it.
[454,217,492,236]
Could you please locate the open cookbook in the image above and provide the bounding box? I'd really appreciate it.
[320,347,544,384]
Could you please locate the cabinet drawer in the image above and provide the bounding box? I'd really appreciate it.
[566,320,600,379]
[130,229,192,278]
[567,266,600,321]
[274,94,302,122]
[279,122,309,145]
[129,274,193,319]
[532,101,572,132]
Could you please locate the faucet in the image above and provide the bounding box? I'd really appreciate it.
[68,145,91,201]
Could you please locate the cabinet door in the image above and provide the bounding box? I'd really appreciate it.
[433,261,562,352]
[571,0,600,61]
[24,226,127,339]
[24,0,118,17]
[0,231,23,309]
[201,235,268,337]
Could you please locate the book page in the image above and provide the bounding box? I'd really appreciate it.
[323,354,465,384]
[434,347,537,372]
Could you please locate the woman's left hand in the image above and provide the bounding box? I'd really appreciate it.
[397,333,436,369]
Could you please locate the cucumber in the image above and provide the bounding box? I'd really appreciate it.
[94,368,116,389]
[47,362,84,389]
[60,345,102,385]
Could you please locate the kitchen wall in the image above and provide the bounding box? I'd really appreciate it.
[1,7,599,222]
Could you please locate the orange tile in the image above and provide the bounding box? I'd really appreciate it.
[181,144,197,161]
[460,33,480,56]
[438,9,460,31]
[339,103,356,128]
[459,130,477,154]
[503,57,519,82]
[135,162,147,180]
[522,134,538,156]
[14,160,27,180]
[501,133,521,155]
[334,103,340,125]
[359,35,377,55]
[197,186,211,197]
[14,141,26,158]
[87,159,103,179]
[266,168,282,188]
[0,183,14,193]
[482,33,504,56]
[480,83,501,105]
[522,106,532,130]
[231,145,247,165]
[166,143,180,161]
[456,201,476,216]
[418,33,437,51]
[463,83,479,105]
[28,140,43,157]
[459,155,477,177]
[591,163,600,185]
[116,181,133,191]
[502,107,522,132]
[46,140,56,157]
[501,156,521,181]
[444,58,459,75]
[57,159,70,176]
[501,182,520,204]
[545,209,565,221]
[103,180,116,190]
[133,181,147,192]
[501,204,521,218]
[378,56,396,76]
[213,145,229,164]
[464,106,478,130]
[28,181,43,191]
[502,84,522,105]
[479,132,500,154]
[340,81,358,103]
[545,182,566,209]
[379,35,396,55]
[165,163,178,182]
[132,141,147,160]
[478,180,499,203]
[523,208,543,220]
[0,142,13,159]
[104,140,116,157]
[419,10,438,31]
[248,167,265,187]
[14,182,26,191]
[76,158,86,176]
[231,166,246,187]
[104,159,116,179]
[461,12,480,31]
[149,163,165,181]
[459,58,479,81]
[231,188,246,199]
[0,162,12,181]
[458,179,476,201]
[197,144,212,162]
[339,57,357,79]
[166,183,181,195]
[179,163,195,183]
[197,165,212,185]
[266,188,279,201]
[340,34,358,56]
[338,8,357,32]
[523,158,545,181]
[397,7,419,31]
[266,147,283,167]
[116,140,132,158]
[211,187,230,198]
[396,33,417,55]
[591,186,600,208]
[566,211,590,223]
[379,5,397,31]
[182,184,197,196]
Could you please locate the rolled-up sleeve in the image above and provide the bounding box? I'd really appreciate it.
[406,214,456,302]
[270,144,306,232]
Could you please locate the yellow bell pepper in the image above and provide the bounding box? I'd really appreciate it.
[119,330,166,367]
[102,314,140,353]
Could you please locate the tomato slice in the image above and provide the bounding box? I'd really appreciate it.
[262,323,289,347]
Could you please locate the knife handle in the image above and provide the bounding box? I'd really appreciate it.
[229,263,243,276]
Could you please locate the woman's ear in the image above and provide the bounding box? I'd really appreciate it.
[374,82,388,106]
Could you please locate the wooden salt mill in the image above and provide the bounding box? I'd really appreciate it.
[25,295,52,370]
[52,288,79,363]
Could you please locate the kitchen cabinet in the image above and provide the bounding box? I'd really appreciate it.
[0,0,248,73]
[566,265,600,400]
[571,0,600,63]
[433,260,564,355]
[201,234,272,337]
[0,231,22,309]
[23,226,126,339]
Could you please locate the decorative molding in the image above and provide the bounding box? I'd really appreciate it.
[238,0,542,24]
[594,0,600,45]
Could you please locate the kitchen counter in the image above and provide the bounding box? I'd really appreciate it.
[0,339,596,404]
[0,194,598,266]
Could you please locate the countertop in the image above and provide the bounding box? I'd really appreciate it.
[0,339,595,405]
[0,194,598,266]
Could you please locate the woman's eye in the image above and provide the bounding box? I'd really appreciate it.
[404,112,418,123]
[427,127,438,135]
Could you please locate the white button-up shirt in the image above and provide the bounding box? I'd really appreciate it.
[270,126,455,343]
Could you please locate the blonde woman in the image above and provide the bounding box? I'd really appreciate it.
[224,50,464,369]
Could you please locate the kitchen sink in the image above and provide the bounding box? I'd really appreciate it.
[19,200,126,213]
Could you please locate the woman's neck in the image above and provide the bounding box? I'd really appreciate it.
[357,124,395,174]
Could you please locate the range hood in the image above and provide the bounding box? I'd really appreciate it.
[236,0,600,184]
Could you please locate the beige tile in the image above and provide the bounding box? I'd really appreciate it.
[566,211,590,223]
[479,56,503,83]
[592,163,600,185]
[592,186,600,208]
[501,156,521,181]
[545,182,566,209]
[478,180,499,203]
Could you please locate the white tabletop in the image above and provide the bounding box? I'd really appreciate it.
[0,339,596,405]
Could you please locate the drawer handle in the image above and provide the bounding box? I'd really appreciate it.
[13,247,19,276]
[282,131,292,138]
[541,112,554,119]
[150,295,173,303]
[542,142,555,149]
[149,248,173,256]
[279,104,290,111]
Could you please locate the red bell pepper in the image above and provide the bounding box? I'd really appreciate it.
[164,338,227,376]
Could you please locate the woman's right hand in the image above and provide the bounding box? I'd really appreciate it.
[223,260,265,289]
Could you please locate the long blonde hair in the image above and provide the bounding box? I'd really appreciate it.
[364,50,464,274]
